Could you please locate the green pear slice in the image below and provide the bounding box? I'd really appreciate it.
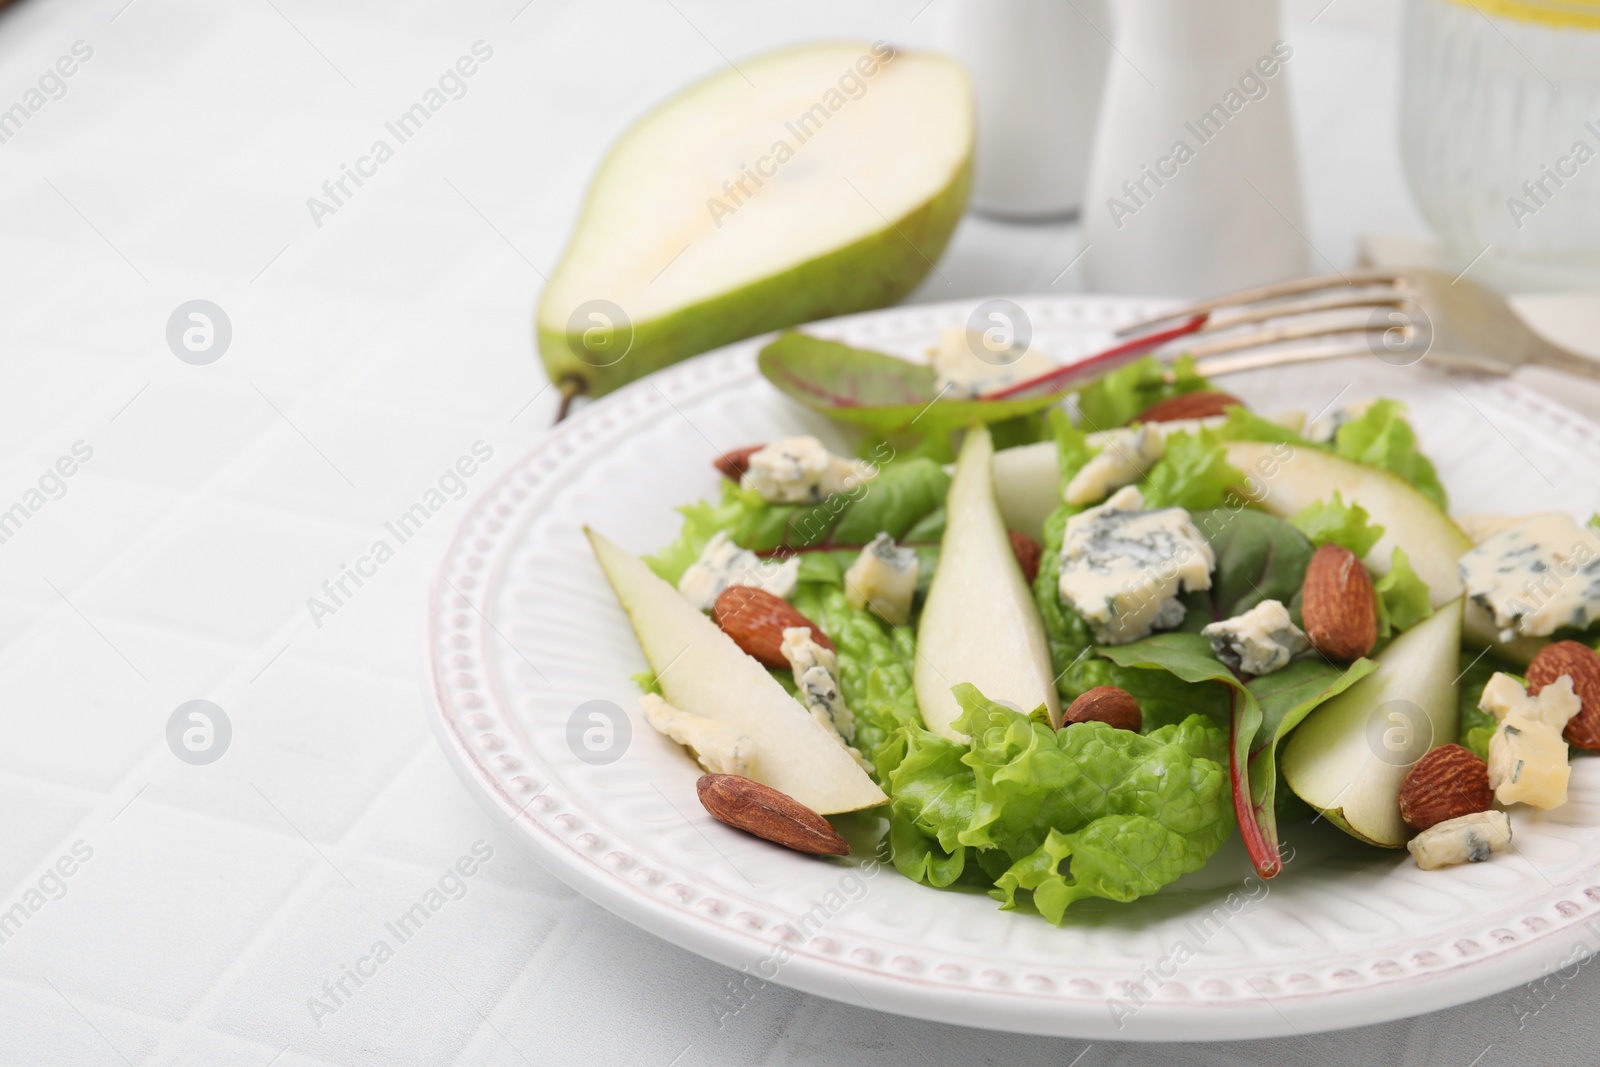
[1280,599,1462,847]
[1224,442,1471,607]
[586,529,886,814]
[539,42,973,398]
[915,427,1061,739]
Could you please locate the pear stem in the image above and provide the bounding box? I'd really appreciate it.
[554,376,585,423]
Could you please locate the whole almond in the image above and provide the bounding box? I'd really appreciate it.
[1399,744,1494,831]
[696,774,850,856]
[1133,391,1243,425]
[712,586,833,668]
[1301,544,1378,662]
[1062,686,1142,732]
[713,444,763,482]
[1527,640,1600,751]
[1009,530,1043,585]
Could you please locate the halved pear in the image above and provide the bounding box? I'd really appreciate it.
[539,42,974,398]
[1224,442,1471,608]
[989,440,1058,540]
[915,427,1060,740]
[586,529,886,814]
[1280,599,1462,848]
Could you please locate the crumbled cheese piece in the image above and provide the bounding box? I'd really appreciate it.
[1482,672,1580,809]
[1057,486,1215,645]
[1304,399,1374,444]
[1458,513,1600,641]
[843,532,919,625]
[928,326,1058,399]
[739,436,876,504]
[677,531,800,610]
[1064,424,1167,506]
[780,626,871,772]
[639,694,755,776]
[1201,599,1310,676]
[1407,810,1512,870]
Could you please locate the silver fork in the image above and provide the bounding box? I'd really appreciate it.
[1116,268,1600,382]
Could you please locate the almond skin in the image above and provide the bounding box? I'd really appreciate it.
[1009,530,1043,585]
[712,586,833,669]
[1301,544,1378,662]
[1399,744,1494,831]
[713,445,763,482]
[1527,640,1600,751]
[1062,686,1142,732]
[1133,391,1243,424]
[697,774,850,856]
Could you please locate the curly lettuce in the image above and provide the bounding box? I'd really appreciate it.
[1290,491,1384,557]
[888,684,1232,922]
[1076,354,1212,430]
[1332,399,1448,509]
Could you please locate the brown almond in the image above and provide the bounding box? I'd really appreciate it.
[696,774,850,856]
[1527,640,1600,751]
[713,445,763,482]
[1062,686,1142,732]
[1133,391,1243,425]
[1399,744,1494,831]
[1301,544,1378,662]
[1009,530,1043,585]
[712,585,833,669]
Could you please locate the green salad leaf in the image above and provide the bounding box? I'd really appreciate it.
[1141,428,1245,512]
[1374,546,1434,638]
[1181,507,1314,628]
[1077,354,1212,430]
[1290,491,1385,557]
[1099,633,1374,877]
[888,684,1231,922]
[757,332,1072,435]
[1332,399,1448,509]
[1215,407,1313,446]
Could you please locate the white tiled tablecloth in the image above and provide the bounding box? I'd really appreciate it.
[3,0,1600,1063]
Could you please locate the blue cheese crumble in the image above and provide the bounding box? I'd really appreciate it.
[677,531,800,610]
[1458,513,1600,641]
[1057,486,1215,645]
[1201,599,1310,676]
[740,436,876,504]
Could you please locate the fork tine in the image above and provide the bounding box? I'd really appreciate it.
[1191,339,1380,378]
[1184,318,1386,359]
[1202,289,1408,331]
[1116,269,1403,337]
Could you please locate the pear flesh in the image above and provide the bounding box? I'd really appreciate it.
[915,427,1061,740]
[1280,599,1462,848]
[539,42,973,398]
[1223,442,1471,608]
[586,529,886,814]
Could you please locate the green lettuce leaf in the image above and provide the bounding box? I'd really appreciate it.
[1215,407,1314,446]
[1374,547,1434,638]
[1141,428,1246,512]
[1076,354,1211,431]
[1182,507,1314,628]
[888,684,1231,922]
[1332,399,1448,509]
[1290,491,1385,557]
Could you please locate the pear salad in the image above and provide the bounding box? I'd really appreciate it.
[585,332,1600,925]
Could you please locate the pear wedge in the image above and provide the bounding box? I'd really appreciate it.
[1280,599,1462,848]
[585,529,885,814]
[915,427,1060,740]
[1225,442,1471,608]
[538,42,973,399]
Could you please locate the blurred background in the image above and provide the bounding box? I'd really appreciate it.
[4,0,1600,1064]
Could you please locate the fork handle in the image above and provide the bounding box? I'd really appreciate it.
[1531,343,1600,383]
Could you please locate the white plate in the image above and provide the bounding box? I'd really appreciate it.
[424,295,1600,1040]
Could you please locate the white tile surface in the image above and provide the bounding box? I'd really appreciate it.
[2,0,1595,1063]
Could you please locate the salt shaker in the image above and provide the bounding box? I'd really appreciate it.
[938,0,1111,219]
[1083,0,1308,295]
